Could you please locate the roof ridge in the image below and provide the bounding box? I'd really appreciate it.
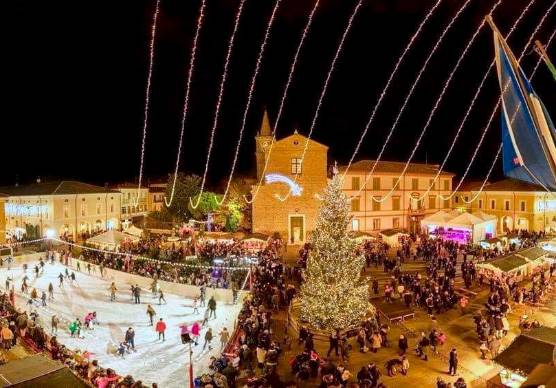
[52,181,65,195]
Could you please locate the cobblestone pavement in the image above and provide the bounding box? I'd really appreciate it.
[270,246,556,387]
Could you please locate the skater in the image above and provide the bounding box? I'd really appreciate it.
[99,264,104,278]
[449,348,458,376]
[150,279,158,297]
[146,304,156,326]
[48,282,54,300]
[109,282,117,302]
[30,288,38,301]
[117,342,126,358]
[203,327,213,350]
[70,272,76,285]
[180,324,192,344]
[51,314,59,335]
[125,327,135,350]
[76,261,81,272]
[202,308,210,327]
[34,265,39,278]
[156,318,166,341]
[232,285,238,305]
[158,289,166,305]
[191,321,200,346]
[58,273,64,287]
[199,286,206,307]
[5,277,9,291]
[192,297,199,314]
[65,268,69,279]
[87,263,91,275]
[219,327,230,350]
[208,296,216,319]
[69,319,80,338]
[133,284,141,304]
[41,291,47,307]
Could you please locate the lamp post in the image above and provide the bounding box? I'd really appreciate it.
[188,342,194,388]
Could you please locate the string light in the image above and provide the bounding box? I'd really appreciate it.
[342,0,444,179]
[444,0,555,201]
[245,0,321,205]
[50,238,250,271]
[134,0,161,207]
[459,144,502,203]
[215,0,282,206]
[393,0,503,203]
[276,0,365,202]
[164,0,207,208]
[190,0,248,210]
[354,0,473,202]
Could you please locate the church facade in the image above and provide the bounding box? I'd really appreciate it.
[251,112,328,245]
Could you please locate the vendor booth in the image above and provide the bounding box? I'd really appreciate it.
[477,246,550,281]
[86,230,140,249]
[422,210,497,244]
[124,225,144,238]
[379,229,408,248]
[492,327,556,386]
[241,233,269,253]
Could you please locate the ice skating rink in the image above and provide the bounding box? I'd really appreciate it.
[2,257,241,387]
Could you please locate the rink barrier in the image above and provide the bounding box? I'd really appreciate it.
[69,257,245,304]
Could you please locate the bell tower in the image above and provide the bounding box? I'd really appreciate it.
[255,110,273,180]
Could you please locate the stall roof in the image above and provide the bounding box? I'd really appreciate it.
[448,212,485,227]
[471,210,498,222]
[522,364,556,387]
[487,254,528,272]
[519,246,549,261]
[380,228,407,237]
[86,230,139,247]
[494,327,556,374]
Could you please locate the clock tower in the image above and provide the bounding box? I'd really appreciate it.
[255,110,273,180]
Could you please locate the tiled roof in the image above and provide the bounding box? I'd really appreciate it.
[459,178,545,192]
[339,160,455,176]
[0,181,119,196]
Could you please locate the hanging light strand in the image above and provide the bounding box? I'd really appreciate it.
[342,0,444,179]
[444,0,556,201]
[190,0,248,209]
[164,0,207,208]
[134,0,161,207]
[244,0,321,205]
[276,0,365,202]
[353,0,474,202]
[216,0,282,206]
[398,0,504,203]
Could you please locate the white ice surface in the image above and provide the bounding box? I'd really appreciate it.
[2,257,241,388]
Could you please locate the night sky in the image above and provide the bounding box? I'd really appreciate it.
[3,0,556,188]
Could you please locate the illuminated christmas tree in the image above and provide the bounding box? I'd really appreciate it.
[300,172,372,330]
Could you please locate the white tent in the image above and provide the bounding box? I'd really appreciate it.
[422,210,497,244]
[125,225,144,238]
[86,230,139,249]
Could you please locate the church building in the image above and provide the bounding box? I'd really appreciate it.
[251,111,328,245]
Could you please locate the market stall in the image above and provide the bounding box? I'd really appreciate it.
[85,230,140,249]
[422,210,497,244]
[477,246,550,281]
[379,228,408,248]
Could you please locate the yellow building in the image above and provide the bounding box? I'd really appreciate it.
[454,178,556,233]
[147,182,167,213]
[0,194,6,244]
[251,112,328,245]
[339,161,454,234]
[1,181,122,239]
[114,183,149,226]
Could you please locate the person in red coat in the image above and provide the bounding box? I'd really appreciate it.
[156,318,166,341]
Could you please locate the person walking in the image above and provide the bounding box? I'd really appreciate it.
[203,327,213,350]
[125,327,135,350]
[1,325,14,350]
[398,334,408,355]
[449,348,458,376]
[207,296,216,319]
[401,356,409,375]
[146,304,156,326]
[327,330,340,357]
[155,318,166,342]
[219,327,230,350]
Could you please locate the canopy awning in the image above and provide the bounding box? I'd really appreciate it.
[86,230,139,248]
